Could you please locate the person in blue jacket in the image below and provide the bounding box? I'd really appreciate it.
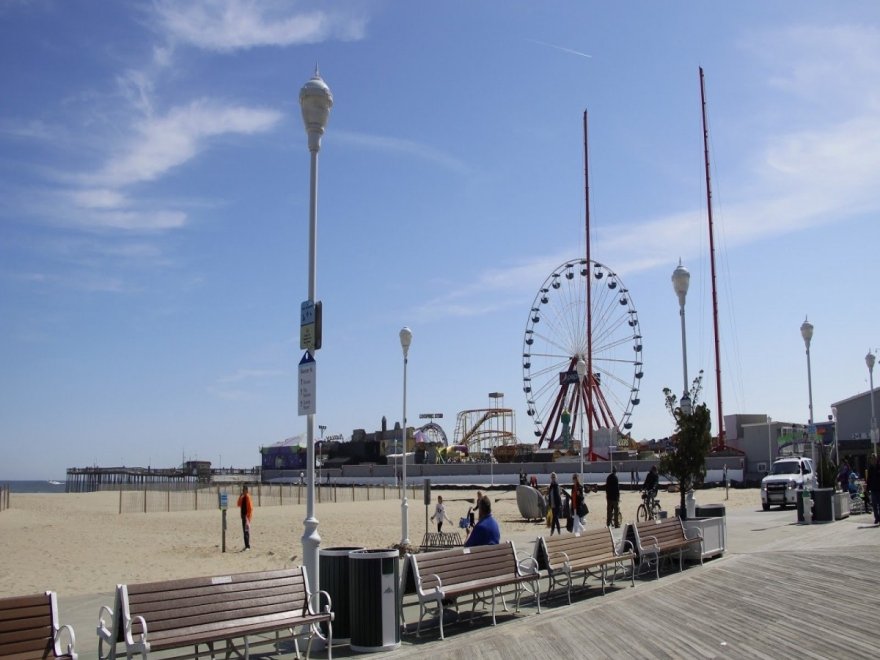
[464,495,500,546]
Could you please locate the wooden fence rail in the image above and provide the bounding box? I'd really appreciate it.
[117,483,422,514]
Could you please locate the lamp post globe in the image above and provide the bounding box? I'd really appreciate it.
[298,69,332,596]
[399,327,413,546]
[671,260,691,412]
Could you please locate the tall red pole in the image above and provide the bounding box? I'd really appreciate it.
[584,110,594,460]
[700,67,725,448]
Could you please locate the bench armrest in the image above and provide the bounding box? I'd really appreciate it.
[641,534,660,553]
[96,605,114,660]
[518,555,540,577]
[54,623,77,660]
[308,589,334,619]
[124,615,148,647]
[616,538,635,556]
[418,573,444,600]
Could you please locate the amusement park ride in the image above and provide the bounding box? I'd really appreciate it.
[420,72,729,462]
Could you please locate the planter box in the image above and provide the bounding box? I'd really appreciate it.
[832,491,851,520]
[682,516,726,561]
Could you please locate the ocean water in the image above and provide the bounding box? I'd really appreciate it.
[1,480,67,494]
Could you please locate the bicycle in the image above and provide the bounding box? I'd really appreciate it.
[636,490,661,522]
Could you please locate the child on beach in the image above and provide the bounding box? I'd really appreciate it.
[430,495,452,533]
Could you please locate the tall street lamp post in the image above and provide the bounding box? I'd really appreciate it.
[489,392,504,486]
[399,327,412,546]
[867,351,877,456]
[672,261,692,415]
[576,357,586,482]
[800,319,815,469]
[299,69,332,592]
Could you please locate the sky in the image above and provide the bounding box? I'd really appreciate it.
[2,1,880,480]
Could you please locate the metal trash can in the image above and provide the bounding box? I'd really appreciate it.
[319,546,365,641]
[695,503,725,518]
[349,549,400,653]
[810,488,833,522]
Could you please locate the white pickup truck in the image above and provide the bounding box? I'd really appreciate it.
[760,457,818,511]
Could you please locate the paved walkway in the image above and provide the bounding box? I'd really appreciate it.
[61,503,880,658]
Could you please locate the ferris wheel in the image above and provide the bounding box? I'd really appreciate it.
[522,258,643,450]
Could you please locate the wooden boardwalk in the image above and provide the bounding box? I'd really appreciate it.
[57,508,880,658]
[379,543,879,659]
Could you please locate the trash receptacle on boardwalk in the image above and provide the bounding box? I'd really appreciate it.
[349,549,400,653]
[319,546,365,642]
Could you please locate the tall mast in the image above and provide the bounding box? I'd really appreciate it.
[584,110,593,460]
[700,67,724,448]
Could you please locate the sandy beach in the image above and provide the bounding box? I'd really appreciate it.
[0,485,759,599]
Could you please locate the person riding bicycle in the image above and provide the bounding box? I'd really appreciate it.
[641,465,659,501]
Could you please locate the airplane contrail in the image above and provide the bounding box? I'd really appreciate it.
[527,38,592,59]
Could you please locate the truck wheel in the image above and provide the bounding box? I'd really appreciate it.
[762,502,770,511]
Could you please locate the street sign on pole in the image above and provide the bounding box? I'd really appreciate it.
[298,351,316,416]
[300,301,322,350]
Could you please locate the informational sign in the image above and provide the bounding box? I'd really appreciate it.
[218,492,228,510]
[298,351,316,416]
[300,300,322,350]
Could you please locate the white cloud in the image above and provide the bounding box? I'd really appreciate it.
[89,100,281,188]
[153,0,367,52]
[333,130,471,175]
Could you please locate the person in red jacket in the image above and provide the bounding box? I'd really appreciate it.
[237,485,254,550]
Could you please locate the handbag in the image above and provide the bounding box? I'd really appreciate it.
[576,500,588,517]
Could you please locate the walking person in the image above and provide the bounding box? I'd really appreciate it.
[867,454,880,525]
[606,466,621,528]
[237,485,254,550]
[548,473,563,535]
[571,474,586,535]
[430,495,452,533]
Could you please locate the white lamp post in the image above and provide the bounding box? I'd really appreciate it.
[766,415,773,470]
[576,357,586,482]
[867,351,877,456]
[800,318,814,468]
[488,392,504,486]
[399,326,412,546]
[299,69,332,592]
[672,260,691,415]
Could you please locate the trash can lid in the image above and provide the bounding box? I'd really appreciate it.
[350,549,399,560]
[320,546,366,557]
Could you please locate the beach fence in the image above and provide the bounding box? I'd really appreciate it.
[116,483,421,514]
[0,485,9,512]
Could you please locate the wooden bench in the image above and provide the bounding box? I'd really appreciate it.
[625,518,703,578]
[533,528,635,604]
[97,567,332,660]
[401,541,540,639]
[0,591,78,659]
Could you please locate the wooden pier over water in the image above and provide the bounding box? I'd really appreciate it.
[65,464,259,492]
